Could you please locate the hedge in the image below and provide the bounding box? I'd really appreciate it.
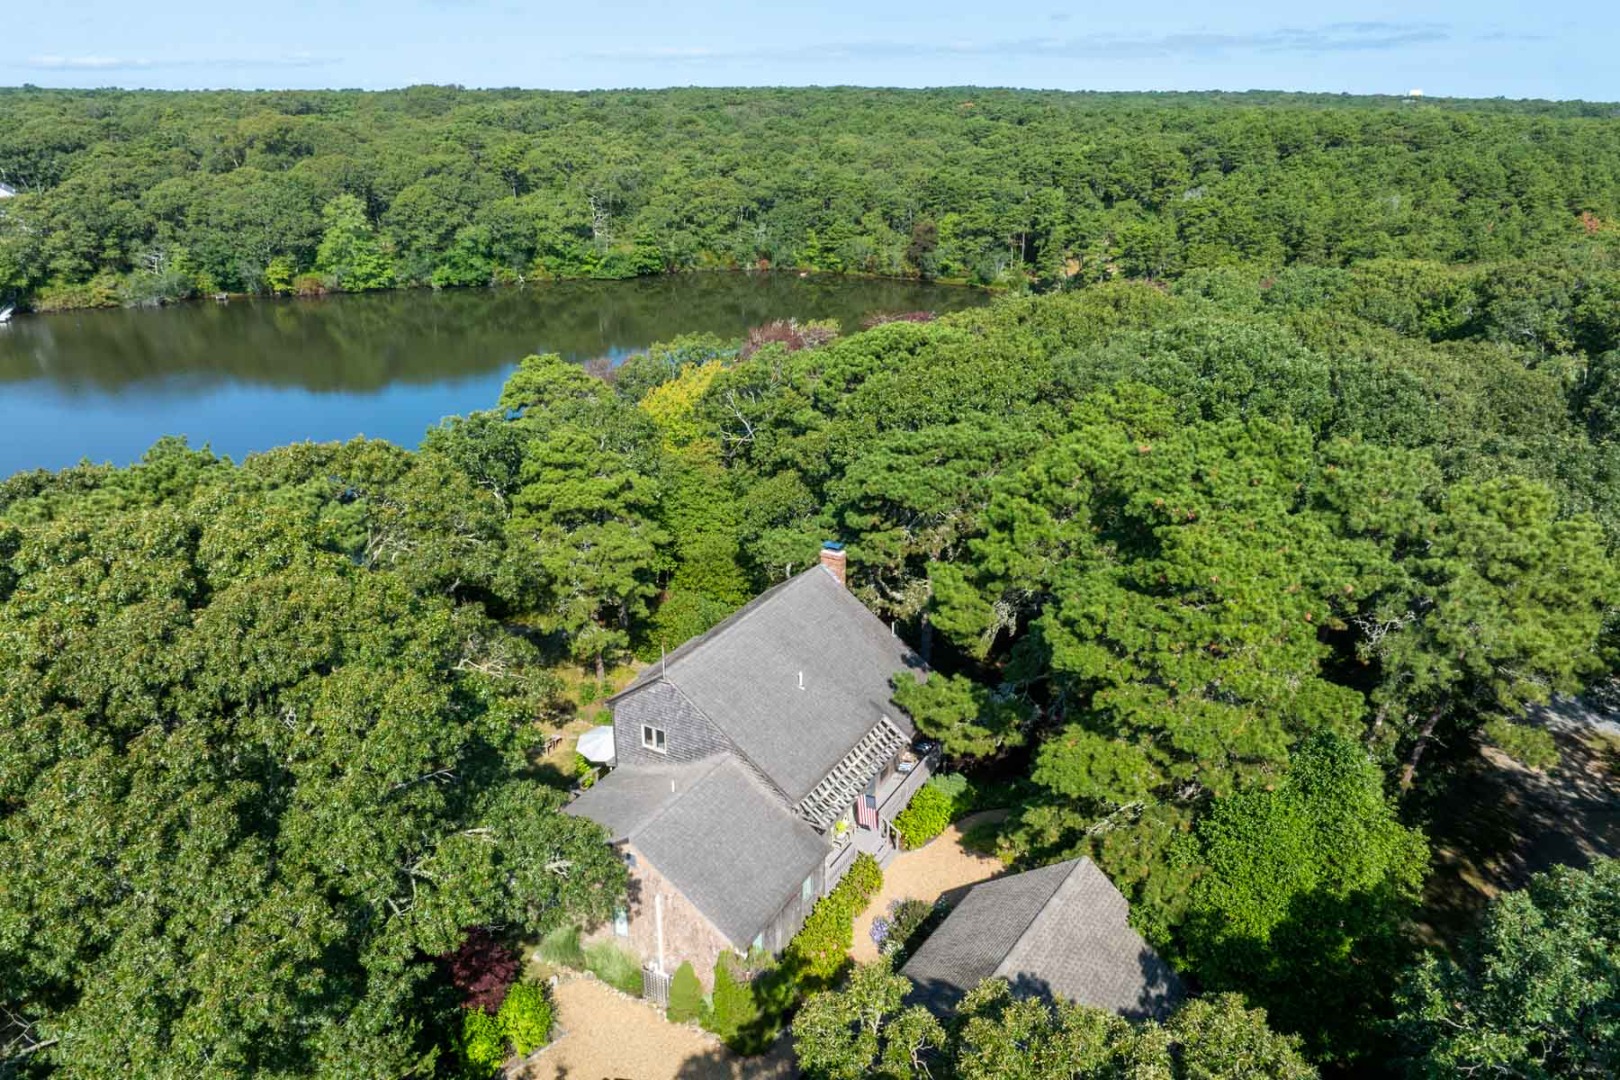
[893,784,954,849]
[784,852,884,982]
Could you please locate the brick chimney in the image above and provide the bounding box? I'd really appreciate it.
[819,541,846,586]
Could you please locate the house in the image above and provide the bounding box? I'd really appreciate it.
[901,857,1182,1020]
[565,544,937,989]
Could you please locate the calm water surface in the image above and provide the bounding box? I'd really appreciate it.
[0,274,988,476]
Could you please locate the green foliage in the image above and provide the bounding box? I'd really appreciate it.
[457,1008,507,1079]
[891,673,1028,759]
[582,940,643,997]
[873,898,940,965]
[666,961,706,1025]
[795,972,1313,1080]
[793,963,945,1080]
[0,472,626,1077]
[315,194,395,291]
[7,90,1620,1069]
[1363,476,1615,785]
[1184,735,1429,1063]
[947,979,1316,1080]
[706,954,766,1049]
[925,771,972,806]
[534,925,585,970]
[497,353,669,673]
[704,852,888,1056]
[787,854,884,983]
[8,86,1620,316]
[893,784,954,849]
[495,982,553,1056]
[1481,717,1562,771]
[1393,858,1620,1078]
[1166,994,1317,1080]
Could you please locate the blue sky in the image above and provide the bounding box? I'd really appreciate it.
[6,1,1613,100]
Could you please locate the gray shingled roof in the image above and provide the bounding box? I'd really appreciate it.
[611,566,923,803]
[567,755,827,947]
[564,757,720,840]
[901,858,1182,1020]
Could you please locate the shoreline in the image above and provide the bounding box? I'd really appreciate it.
[13,266,997,320]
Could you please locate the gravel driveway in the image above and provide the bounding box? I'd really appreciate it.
[850,811,1008,964]
[513,976,795,1080]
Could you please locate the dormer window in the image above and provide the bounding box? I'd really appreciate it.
[641,724,667,753]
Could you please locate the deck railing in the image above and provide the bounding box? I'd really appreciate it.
[825,835,860,886]
[877,745,940,820]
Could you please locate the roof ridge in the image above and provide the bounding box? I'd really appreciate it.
[622,754,730,841]
[991,858,1088,980]
[609,569,828,701]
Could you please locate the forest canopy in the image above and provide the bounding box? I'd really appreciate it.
[2,86,1619,308]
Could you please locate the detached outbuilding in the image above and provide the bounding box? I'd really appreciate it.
[901,857,1183,1020]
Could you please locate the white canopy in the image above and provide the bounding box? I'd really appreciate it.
[575,725,617,764]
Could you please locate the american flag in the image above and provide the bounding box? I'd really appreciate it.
[856,793,879,830]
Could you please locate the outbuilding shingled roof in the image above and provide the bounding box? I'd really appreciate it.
[611,565,923,803]
[901,858,1182,1020]
[567,755,827,947]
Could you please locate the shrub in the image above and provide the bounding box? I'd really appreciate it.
[496,982,553,1056]
[894,784,954,849]
[879,898,941,965]
[582,940,643,996]
[707,953,764,1047]
[842,852,883,902]
[786,853,883,983]
[441,928,521,1011]
[571,752,598,790]
[534,924,584,970]
[31,274,122,312]
[666,961,706,1024]
[457,1008,506,1078]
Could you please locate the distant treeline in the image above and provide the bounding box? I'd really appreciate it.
[2,85,1619,309]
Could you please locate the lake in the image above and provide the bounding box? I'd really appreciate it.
[0,274,989,477]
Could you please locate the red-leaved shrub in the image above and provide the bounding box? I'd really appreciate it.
[440,927,521,1012]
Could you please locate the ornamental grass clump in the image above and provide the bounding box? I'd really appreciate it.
[582,940,644,997]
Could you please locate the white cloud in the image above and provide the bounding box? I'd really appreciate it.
[24,52,334,72]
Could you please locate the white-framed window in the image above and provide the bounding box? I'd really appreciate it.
[641,724,667,753]
[801,872,816,906]
[613,907,630,936]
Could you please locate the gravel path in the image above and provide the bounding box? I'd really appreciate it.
[850,811,1008,964]
[513,977,795,1080]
